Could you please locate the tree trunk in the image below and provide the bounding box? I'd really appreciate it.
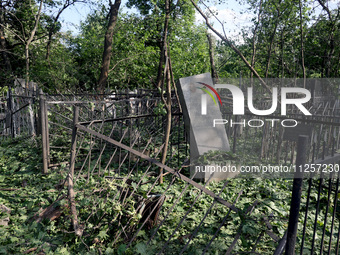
[46,1,79,61]
[250,0,263,81]
[158,0,172,184]
[0,0,11,73]
[25,44,30,87]
[97,0,121,93]
[298,0,305,85]
[156,0,170,89]
[25,0,44,89]
[206,32,218,80]
[316,0,339,77]
[265,21,279,79]
[280,29,285,78]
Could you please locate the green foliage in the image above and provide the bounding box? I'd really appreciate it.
[70,1,209,91]
[0,134,339,254]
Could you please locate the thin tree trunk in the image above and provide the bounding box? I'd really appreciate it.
[159,0,171,184]
[98,0,121,93]
[0,29,10,70]
[298,0,306,85]
[326,35,335,77]
[206,32,218,80]
[156,0,170,89]
[25,0,44,89]
[156,41,166,88]
[250,0,263,81]
[280,29,284,78]
[265,21,279,79]
[46,1,73,61]
[0,0,11,72]
[160,59,172,184]
[317,0,340,77]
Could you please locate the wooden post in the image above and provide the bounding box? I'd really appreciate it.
[39,89,48,174]
[68,106,82,236]
[285,135,308,255]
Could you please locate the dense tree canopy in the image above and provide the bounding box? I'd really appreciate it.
[0,0,339,93]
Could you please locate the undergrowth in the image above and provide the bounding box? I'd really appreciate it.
[0,137,338,254]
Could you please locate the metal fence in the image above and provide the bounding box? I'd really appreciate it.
[41,90,185,171]
[63,105,287,254]
[0,87,37,141]
[282,136,340,255]
[1,84,340,254]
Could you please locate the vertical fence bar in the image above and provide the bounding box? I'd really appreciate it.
[68,105,82,236]
[45,100,50,165]
[285,135,308,255]
[28,88,36,137]
[300,176,312,254]
[329,171,340,254]
[7,88,14,138]
[39,89,48,174]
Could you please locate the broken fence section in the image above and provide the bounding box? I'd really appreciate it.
[62,105,286,254]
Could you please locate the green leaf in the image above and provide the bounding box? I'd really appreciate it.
[135,242,147,255]
[106,247,115,255]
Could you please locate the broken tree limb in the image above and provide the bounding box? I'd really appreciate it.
[31,194,67,223]
[190,0,272,94]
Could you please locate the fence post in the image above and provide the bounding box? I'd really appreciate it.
[7,88,14,138]
[68,106,82,236]
[45,99,50,165]
[285,135,308,255]
[28,87,36,137]
[39,89,48,174]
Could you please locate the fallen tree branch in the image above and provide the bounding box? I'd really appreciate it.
[30,194,67,223]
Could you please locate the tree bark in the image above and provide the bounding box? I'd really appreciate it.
[250,0,263,81]
[265,19,279,79]
[156,0,170,89]
[206,32,218,80]
[97,0,121,93]
[0,0,11,73]
[298,0,306,86]
[25,0,44,89]
[159,0,171,184]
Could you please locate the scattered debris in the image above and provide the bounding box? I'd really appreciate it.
[31,195,67,223]
[0,204,11,226]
